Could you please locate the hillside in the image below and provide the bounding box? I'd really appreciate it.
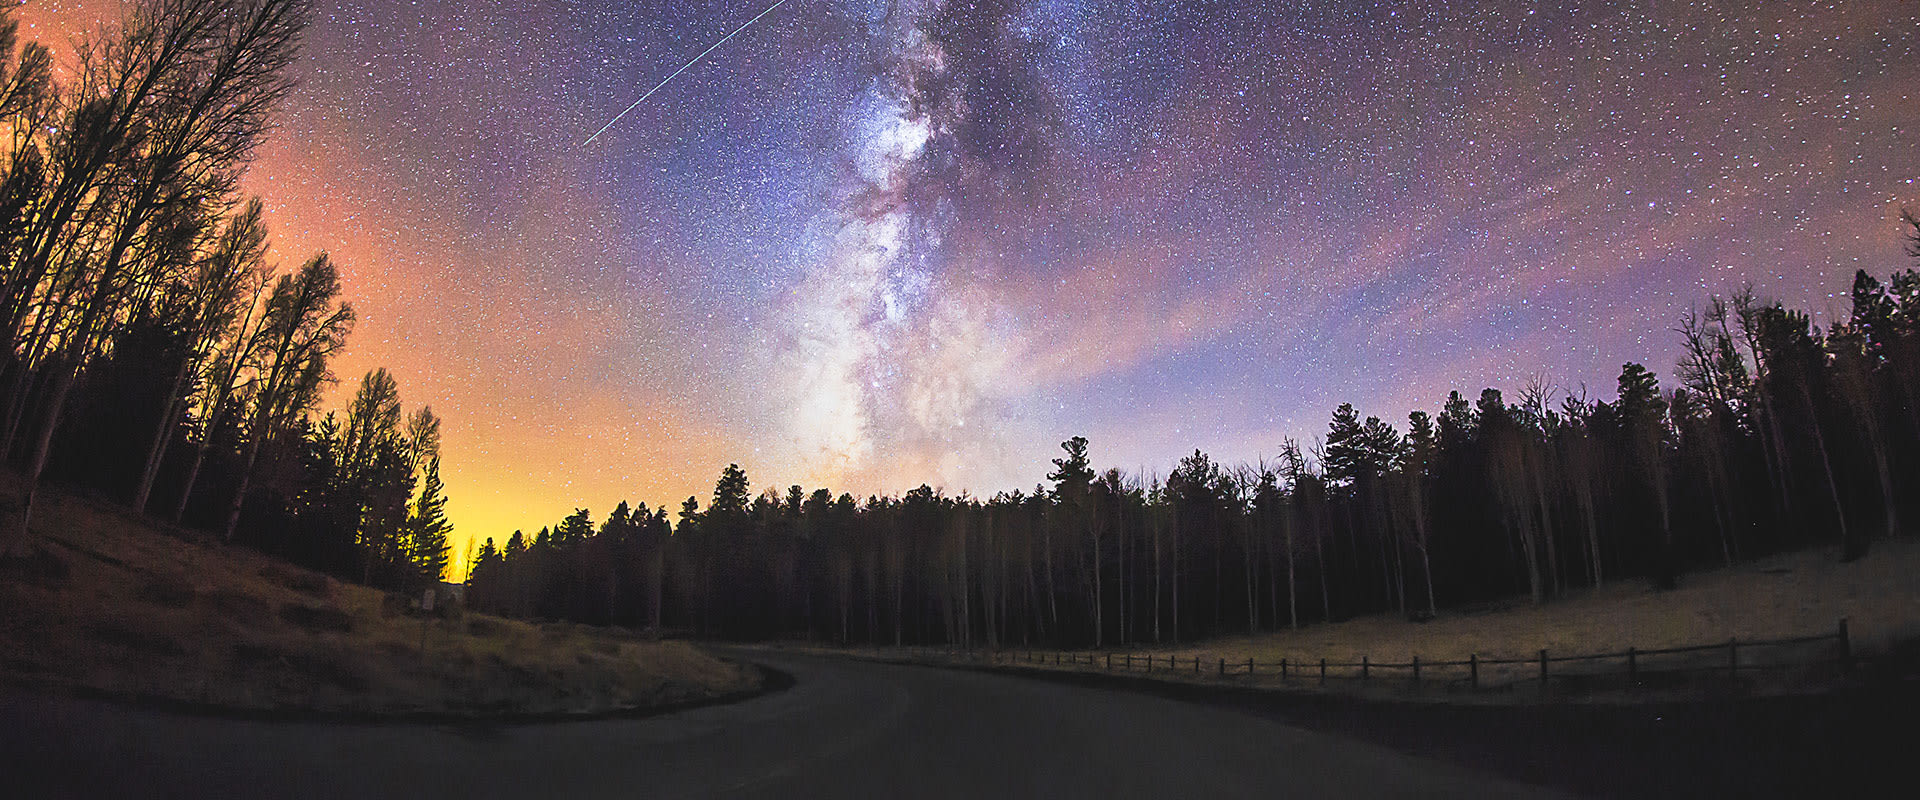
[0,476,760,717]
[1152,537,1920,669]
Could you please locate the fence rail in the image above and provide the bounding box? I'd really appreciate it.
[884,618,1854,696]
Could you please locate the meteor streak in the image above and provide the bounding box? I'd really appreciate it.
[582,0,791,146]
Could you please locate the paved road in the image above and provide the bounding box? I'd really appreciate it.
[1,651,1557,799]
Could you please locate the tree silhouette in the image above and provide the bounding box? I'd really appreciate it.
[2,0,313,556]
[406,455,451,585]
[0,1,448,596]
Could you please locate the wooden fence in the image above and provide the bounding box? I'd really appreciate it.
[891,618,1854,695]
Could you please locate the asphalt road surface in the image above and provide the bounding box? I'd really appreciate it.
[1,650,1561,799]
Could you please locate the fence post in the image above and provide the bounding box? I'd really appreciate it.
[1361,656,1369,681]
[1248,656,1255,677]
[1220,658,1226,677]
[1412,655,1420,686]
[1728,638,1738,681]
[1126,652,1132,671]
[1469,653,1478,689]
[1169,654,1176,672]
[1839,618,1853,673]
[1320,658,1327,684]
[1107,653,1112,671]
[1194,656,1201,674]
[1281,657,1288,680]
[1539,649,1549,695]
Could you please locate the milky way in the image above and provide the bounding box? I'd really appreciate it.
[763,0,1058,493]
[17,1,1920,563]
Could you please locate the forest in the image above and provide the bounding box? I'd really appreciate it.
[0,0,450,593]
[469,249,1920,648]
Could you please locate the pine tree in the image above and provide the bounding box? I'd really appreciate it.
[711,464,751,519]
[407,456,451,585]
[1323,403,1366,486]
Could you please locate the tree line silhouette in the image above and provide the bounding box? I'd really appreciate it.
[471,235,1920,647]
[0,0,450,592]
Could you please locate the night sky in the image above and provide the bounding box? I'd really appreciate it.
[17,1,1920,564]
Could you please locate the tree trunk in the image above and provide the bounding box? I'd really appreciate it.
[1151,509,1162,643]
[1313,501,1330,623]
[1041,520,1058,641]
[132,357,193,511]
[1089,517,1102,647]
[1530,464,1560,599]
[1285,507,1299,629]
[1244,517,1257,634]
[1115,506,1126,644]
[650,547,665,632]
[1572,459,1603,587]
[1170,508,1181,643]
[1800,386,1855,559]
[1410,477,1437,617]
[1,359,74,558]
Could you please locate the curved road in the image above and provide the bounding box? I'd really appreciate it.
[1,651,1558,799]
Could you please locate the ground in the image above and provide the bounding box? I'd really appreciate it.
[805,537,1920,700]
[0,476,758,717]
[8,649,1907,798]
[1154,538,1918,674]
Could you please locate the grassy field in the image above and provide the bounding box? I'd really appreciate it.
[0,477,758,717]
[806,537,1919,699]
[1150,537,1918,668]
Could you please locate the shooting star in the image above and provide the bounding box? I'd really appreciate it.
[583,0,792,146]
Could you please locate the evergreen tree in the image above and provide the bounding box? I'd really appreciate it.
[406,456,451,585]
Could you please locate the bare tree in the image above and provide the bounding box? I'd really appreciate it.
[218,253,352,541]
[131,197,269,510]
[2,0,310,556]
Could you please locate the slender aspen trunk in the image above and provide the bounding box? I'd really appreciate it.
[1285,506,1298,629]
[1151,509,1162,643]
[132,358,193,510]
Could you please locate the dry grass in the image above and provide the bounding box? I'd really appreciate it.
[0,477,758,716]
[805,537,1920,700]
[1154,537,1920,669]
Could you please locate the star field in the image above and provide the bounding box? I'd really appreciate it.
[18,1,1919,565]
